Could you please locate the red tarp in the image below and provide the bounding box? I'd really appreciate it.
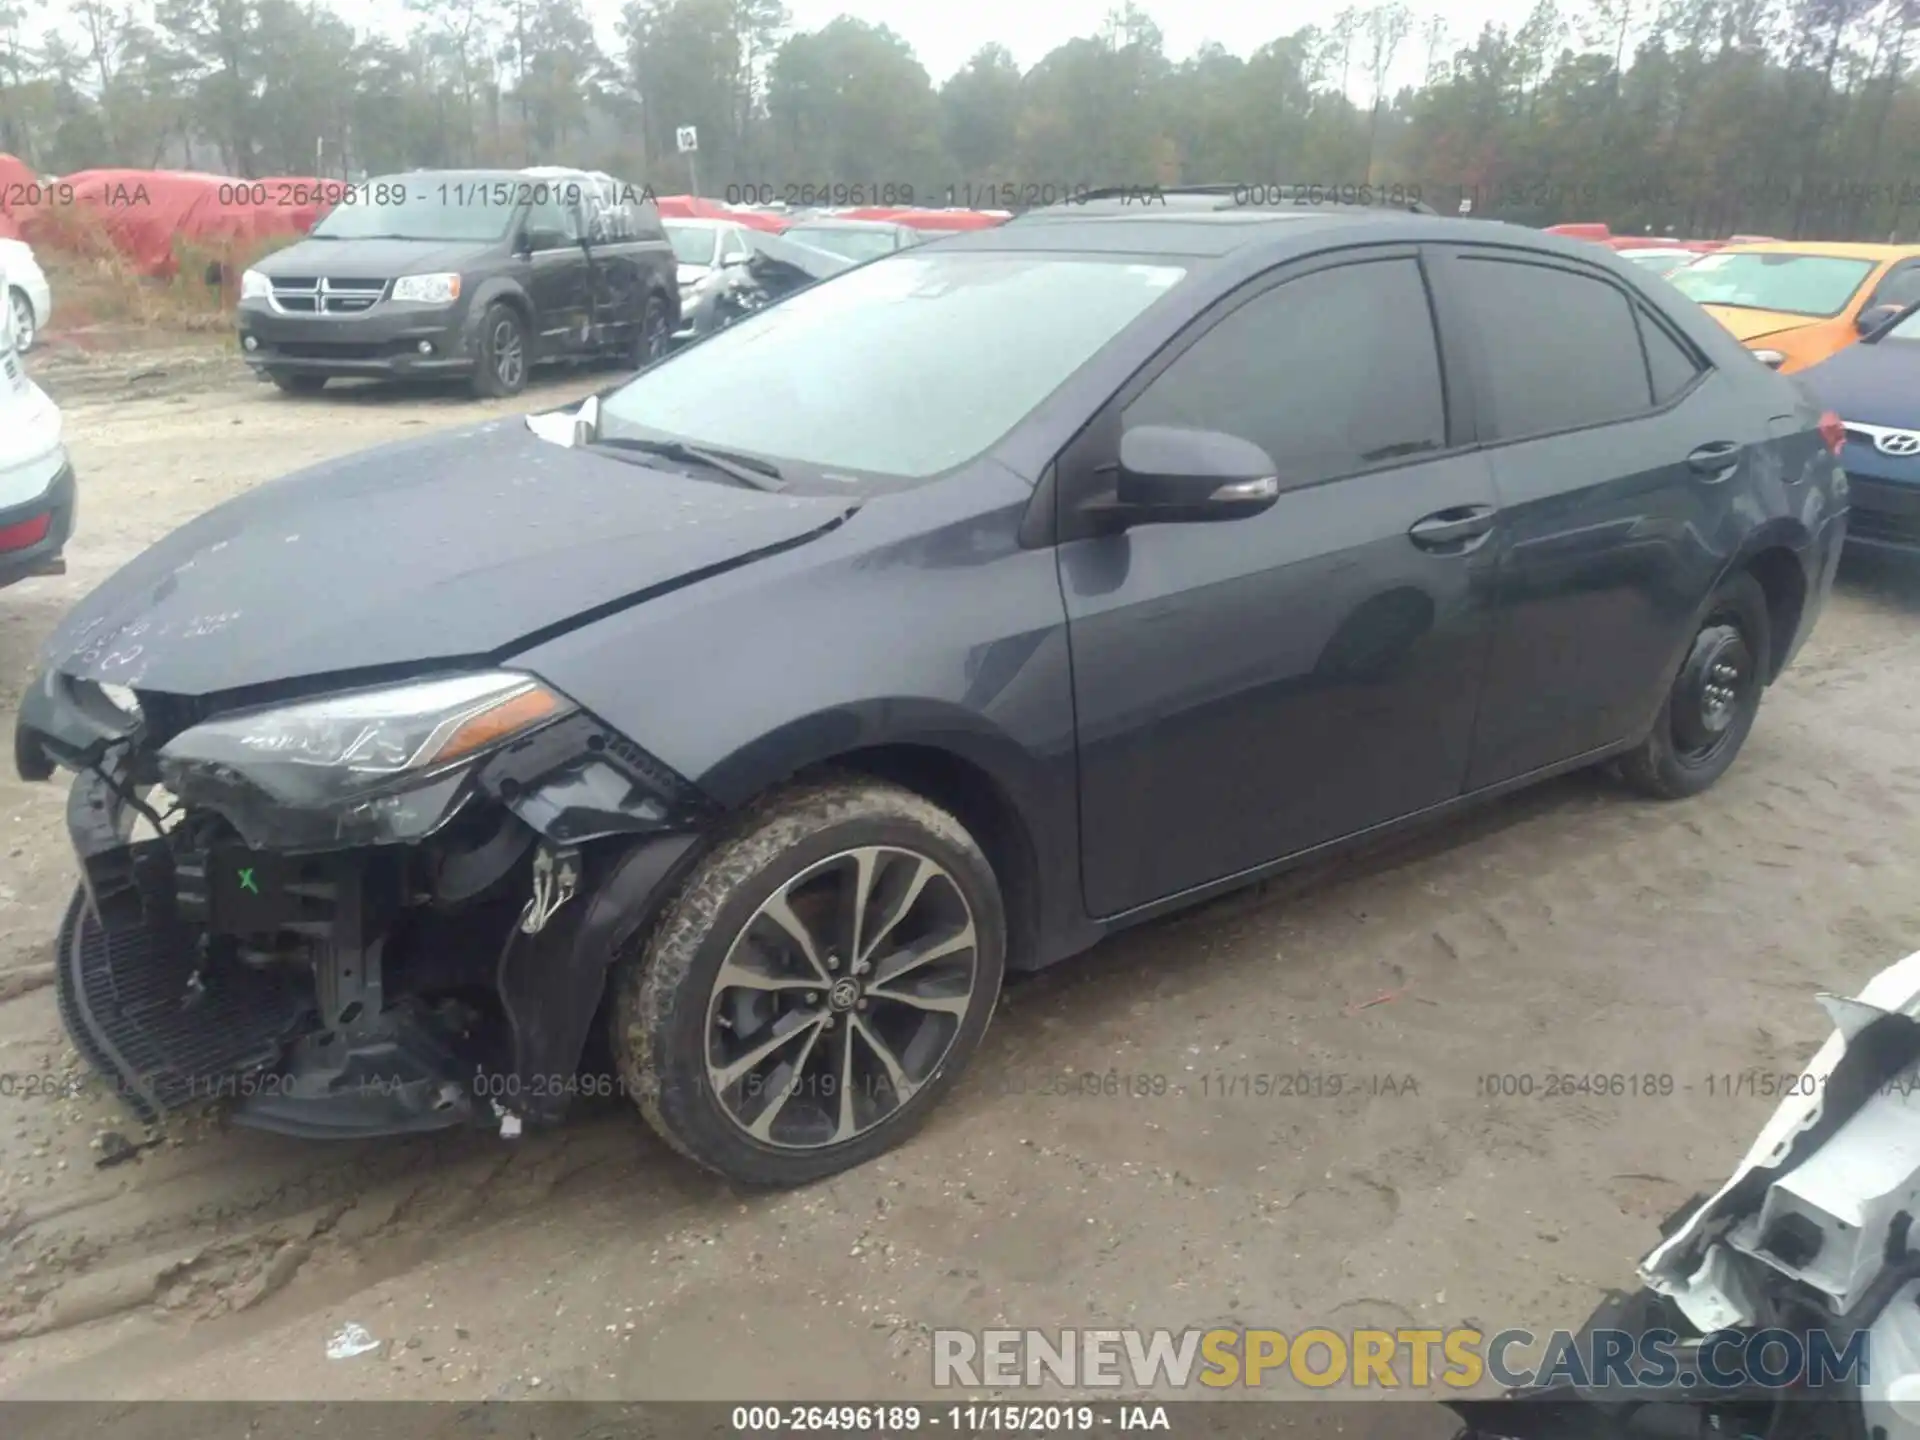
[0,153,39,238]
[37,169,332,278]
[840,207,1006,231]
[654,195,790,232]
[1544,222,1612,241]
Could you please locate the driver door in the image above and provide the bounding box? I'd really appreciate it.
[1058,249,1501,918]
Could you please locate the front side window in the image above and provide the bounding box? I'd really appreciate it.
[1122,257,1448,491]
[666,224,718,265]
[597,251,1187,484]
[1452,257,1652,441]
[1868,261,1920,312]
[1668,251,1877,318]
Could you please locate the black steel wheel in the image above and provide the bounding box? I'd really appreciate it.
[1619,570,1772,799]
[612,776,1005,1186]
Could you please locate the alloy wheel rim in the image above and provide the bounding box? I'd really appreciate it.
[704,845,979,1151]
[1671,620,1753,763]
[644,303,667,362]
[493,320,523,387]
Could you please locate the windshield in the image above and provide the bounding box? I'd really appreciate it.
[1668,251,1878,318]
[309,179,517,242]
[784,225,901,262]
[598,251,1186,482]
[666,224,716,265]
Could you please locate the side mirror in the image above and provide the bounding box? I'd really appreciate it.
[1858,303,1903,334]
[1109,425,1280,526]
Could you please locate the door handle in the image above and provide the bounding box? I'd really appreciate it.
[1408,504,1497,551]
[1687,441,1743,476]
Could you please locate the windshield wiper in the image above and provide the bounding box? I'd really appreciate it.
[588,435,787,491]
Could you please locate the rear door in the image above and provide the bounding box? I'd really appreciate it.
[579,178,661,347]
[1429,245,1759,789]
[1059,247,1502,918]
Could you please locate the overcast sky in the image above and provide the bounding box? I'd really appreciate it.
[320,0,1550,97]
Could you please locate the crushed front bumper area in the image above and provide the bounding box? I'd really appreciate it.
[34,692,712,1141]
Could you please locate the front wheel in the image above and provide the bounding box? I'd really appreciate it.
[470,303,528,397]
[267,370,326,395]
[1619,570,1772,799]
[612,777,1006,1186]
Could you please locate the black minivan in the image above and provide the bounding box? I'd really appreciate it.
[236,167,679,398]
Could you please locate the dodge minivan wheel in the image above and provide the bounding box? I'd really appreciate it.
[613,777,1005,1186]
[1620,571,1771,799]
[268,370,326,395]
[631,294,671,369]
[472,303,528,397]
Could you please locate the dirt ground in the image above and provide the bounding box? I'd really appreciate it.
[0,343,1915,1410]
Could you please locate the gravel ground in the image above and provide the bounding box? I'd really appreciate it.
[0,346,1914,1414]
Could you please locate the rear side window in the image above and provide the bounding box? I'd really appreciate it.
[1453,257,1652,441]
[1638,309,1705,404]
[1123,256,1448,492]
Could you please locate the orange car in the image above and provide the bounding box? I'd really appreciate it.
[1665,240,1920,373]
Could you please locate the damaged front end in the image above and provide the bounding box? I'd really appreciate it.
[1450,950,1920,1440]
[17,666,713,1139]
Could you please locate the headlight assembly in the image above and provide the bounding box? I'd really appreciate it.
[1750,348,1787,369]
[392,272,462,304]
[157,671,573,848]
[240,268,271,301]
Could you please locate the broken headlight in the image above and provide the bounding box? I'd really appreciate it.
[157,671,575,849]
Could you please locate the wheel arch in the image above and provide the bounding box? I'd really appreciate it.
[465,279,534,340]
[1715,521,1812,682]
[695,706,1062,971]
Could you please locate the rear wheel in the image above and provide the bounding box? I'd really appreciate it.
[470,303,528,397]
[1619,571,1771,799]
[267,371,326,395]
[612,777,1006,1186]
[630,292,671,369]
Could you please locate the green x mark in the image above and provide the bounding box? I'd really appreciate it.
[237,867,259,895]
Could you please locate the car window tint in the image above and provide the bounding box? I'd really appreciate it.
[525,192,576,247]
[1122,257,1447,491]
[1454,258,1652,439]
[1637,308,1704,404]
[1871,262,1920,310]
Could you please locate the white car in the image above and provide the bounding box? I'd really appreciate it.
[0,237,50,352]
[0,258,73,584]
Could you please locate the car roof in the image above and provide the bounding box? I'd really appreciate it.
[930,209,1533,260]
[1713,240,1920,260]
[1011,184,1438,217]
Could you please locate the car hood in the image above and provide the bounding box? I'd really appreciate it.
[1797,337,1920,429]
[254,236,486,277]
[39,420,854,697]
[1698,304,1817,343]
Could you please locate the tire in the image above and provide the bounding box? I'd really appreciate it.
[1619,570,1771,799]
[267,370,326,395]
[8,287,35,352]
[630,292,672,369]
[612,775,1007,1186]
[470,302,528,398]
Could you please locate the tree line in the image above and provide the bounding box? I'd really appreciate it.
[3,0,1920,240]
